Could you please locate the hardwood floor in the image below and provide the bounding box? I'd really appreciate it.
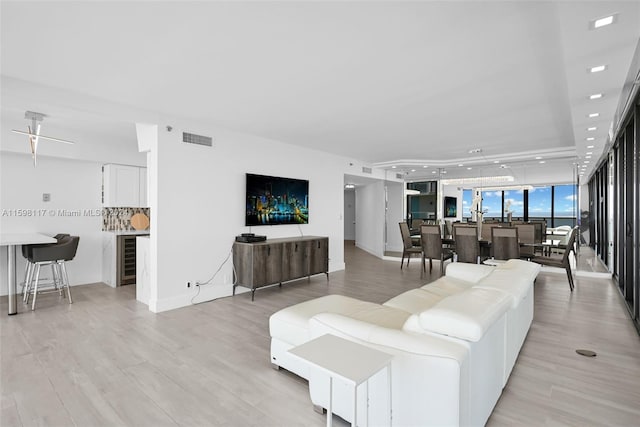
[1,242,638,426]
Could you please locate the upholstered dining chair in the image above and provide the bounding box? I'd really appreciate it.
[420,224,454,276]
[453,225,479,264]
[531,227,578,291]
[491,227,520,260]
[515,223,536,259]
[399,222,422,269]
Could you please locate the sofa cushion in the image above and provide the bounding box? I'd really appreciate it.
[445,262,495,283]
[269,295,379,346]
[347,305,411,330]
[383,288,445,314]
[473,260,541,307]
[419,276,476,297]
[416,288,512,342]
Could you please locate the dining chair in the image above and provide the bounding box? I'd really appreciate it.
[420,224,453,276]
[399,222,423,269]
[531,227,578,291]
[515,223,536,259]
[491,227,520,260]
[528,221,545,255]
[453,225,479,264]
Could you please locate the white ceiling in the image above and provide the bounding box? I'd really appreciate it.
[1,1,639,185]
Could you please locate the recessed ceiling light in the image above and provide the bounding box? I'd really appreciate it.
[458,164,464,167]
[539,161,546,164]
[391,165,396,169]
[411,169,416,172]
[345,184,355,189]
[587,127,597,131]
[587,145,595,148]
[423,165,428,168]
[586,156,592,159]
[500,164,507,168]
[442,170,447,174]
[589,113,600,118]
[493,160,499,164]
[584,161,590,164]
[586,137,595,141]
[589,93,603,100]
[589,65,607,73]
[586,152,593,155]
[432,171,437,174]
[535,156,542,160]
[592,14,617,29]
[467,167,472,170]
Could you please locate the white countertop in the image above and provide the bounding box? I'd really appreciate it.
[0,233,57,246]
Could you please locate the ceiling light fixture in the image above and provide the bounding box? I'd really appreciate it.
[493,160,500,164]
[587,145,595,148]
[591,14,617,29]
[587,127,597,131]
[589,113,600,118]
[344,184,355,189]
[467,167,472,170]
[411,169,416,172]
[589,93,603,100]
[584,161,590,164]
[587,137,595,141]
[586,156,592,159]
[586,152,593,155]
[468,148,482,154]
[423,165,428,168]
[539,161,546,164]
[458,164,464,167]
[535,156,542,160]
[11,111,75,167]
[589,65,607,73]
[391,165,397,169]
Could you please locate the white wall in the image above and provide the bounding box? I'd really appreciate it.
[0,152,103,294]
[344,189,356,240]
[148,120,355,312]
[354,181,385,257]
[385,181,404,253]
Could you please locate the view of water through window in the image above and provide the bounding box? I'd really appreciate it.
[459,184,576,226]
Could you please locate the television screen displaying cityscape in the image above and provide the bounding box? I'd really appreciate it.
[245,173,309,226]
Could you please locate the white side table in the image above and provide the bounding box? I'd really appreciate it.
[289,334,393,427]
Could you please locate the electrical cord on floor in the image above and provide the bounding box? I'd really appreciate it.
[190,246,237,305]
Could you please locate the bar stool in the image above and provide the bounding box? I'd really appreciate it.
[24,236,80,310]
[21,234,69,301]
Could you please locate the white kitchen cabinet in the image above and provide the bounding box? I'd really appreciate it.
[103,164,148,207]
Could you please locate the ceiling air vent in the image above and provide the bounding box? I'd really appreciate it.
[362,166,372,174]
[183,132,213,147]
[396,173,403,179]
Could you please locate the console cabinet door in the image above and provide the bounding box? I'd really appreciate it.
[252,244,283,287]
[282,241,309,282]
[309,238,329,275]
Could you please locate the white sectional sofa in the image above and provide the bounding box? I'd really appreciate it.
[269,259,541,426]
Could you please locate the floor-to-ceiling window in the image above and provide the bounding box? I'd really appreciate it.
[589,92,639,334]
[552,184,577,227]
[462,189,473,220]
[528,186,552,224]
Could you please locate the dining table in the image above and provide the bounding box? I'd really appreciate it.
[1,233,56,315]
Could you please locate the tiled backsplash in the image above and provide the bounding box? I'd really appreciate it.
[102,207,150,231]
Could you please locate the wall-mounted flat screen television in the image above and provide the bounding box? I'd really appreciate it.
[245,173,309,226]
[444,196,457,218]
